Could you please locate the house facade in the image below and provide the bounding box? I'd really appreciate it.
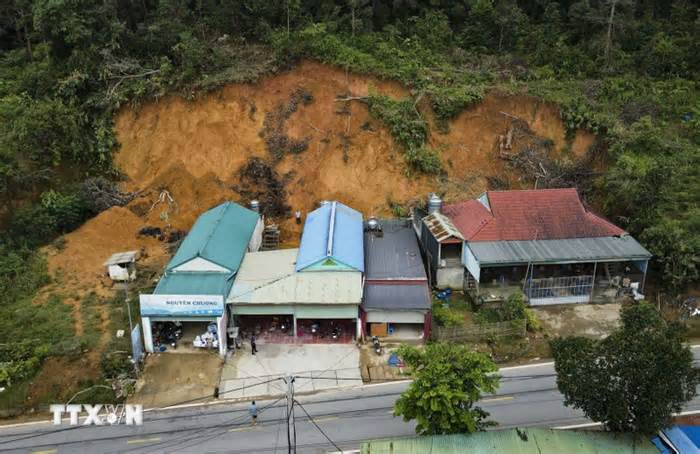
[418,189,652,305]
[139,201,263,356]
[362,219,431,341]
[226,201,364,342]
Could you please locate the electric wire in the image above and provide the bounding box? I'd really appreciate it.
[0,371,559,449]
[293,398,342,453]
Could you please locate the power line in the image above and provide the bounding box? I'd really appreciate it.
[293,398,342,453]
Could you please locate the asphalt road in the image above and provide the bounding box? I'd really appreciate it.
[1,353,699,454]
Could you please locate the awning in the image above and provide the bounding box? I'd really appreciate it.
[468,236,652,266]
[363,284,431,311]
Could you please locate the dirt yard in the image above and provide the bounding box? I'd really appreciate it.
[131,352,223,408]
[534,303,622,339]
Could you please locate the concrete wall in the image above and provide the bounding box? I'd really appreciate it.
[437,267,464,289]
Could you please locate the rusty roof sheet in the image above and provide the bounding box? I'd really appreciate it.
[423,212,464,243]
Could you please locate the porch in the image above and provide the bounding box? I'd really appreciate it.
[469,261,647,306]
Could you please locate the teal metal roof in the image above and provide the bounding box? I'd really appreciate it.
[166,202,259,272]
[468,235,651,266]
[361,429,657,454]
[154,272,234,296]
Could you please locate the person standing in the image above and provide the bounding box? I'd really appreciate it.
[249,401,258,426]
[251,335,258,355]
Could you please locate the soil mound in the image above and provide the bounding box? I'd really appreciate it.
[44,206,166,297]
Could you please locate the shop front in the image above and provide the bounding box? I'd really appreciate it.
[230,304,360,344]
[140,293,227,356]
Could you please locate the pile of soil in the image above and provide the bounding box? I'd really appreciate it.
[44,206,166,298]
[115,61,595,240]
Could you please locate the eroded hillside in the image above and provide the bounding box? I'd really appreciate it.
[47,60,596,319]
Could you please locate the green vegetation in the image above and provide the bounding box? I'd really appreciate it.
[475,292,540,332]
[551,302,698,434]
[0,0,697,413]
[366,93,441,174]
[394,343,498,435]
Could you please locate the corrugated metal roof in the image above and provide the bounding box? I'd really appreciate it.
[363,283,430,311]
[228,248,362,305]
[361,428,657,454]
[296,201,364,272]
[423,211,463,243]
[364,219,427,280]
[104,250,139,266]
[154,272,233,296]
[443,189,626,242]
[167,201,259,273]
[469,236,652,265]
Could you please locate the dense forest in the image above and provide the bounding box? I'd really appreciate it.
[0,0,698,408]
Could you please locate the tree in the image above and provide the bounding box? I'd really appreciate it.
[394,343,499,435]
[551,302,698,434]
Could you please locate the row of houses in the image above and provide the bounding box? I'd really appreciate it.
[139,188,651,355]
[139,201,431,354]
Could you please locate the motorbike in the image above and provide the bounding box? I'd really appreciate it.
[331,326,341,340]
[372,336,382,355]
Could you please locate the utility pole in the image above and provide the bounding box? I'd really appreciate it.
[124,277,134,333]
[285,375,296,454]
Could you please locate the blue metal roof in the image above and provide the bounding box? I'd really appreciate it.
[166,201,259,273]
[652,425,700,453]
[296,201,364,272]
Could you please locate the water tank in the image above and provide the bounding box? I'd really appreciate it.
[249,200,260,213]
[427,193,442,214]
[367,217,380,231]
[319,200,331,207]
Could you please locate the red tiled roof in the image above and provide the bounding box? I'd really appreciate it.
[443,188,626,242]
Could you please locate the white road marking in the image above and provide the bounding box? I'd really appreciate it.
[554,409,700,429]
[126,437,161,444]
[31,449,57,454]
[313,416,339,423]
[482,396,515,403]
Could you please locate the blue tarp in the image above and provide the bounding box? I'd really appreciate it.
[296,201,364,272]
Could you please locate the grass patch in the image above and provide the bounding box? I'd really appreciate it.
[80,293,104,350]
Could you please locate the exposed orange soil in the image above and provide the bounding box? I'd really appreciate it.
[114,60,594,244]
[24,61,595,405]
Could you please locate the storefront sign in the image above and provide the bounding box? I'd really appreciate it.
[139,294,224,317]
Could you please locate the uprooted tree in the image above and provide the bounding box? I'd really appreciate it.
[394,343,499,435]
[551,301,698,434]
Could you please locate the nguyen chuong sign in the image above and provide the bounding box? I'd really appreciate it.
[139,294,224,317]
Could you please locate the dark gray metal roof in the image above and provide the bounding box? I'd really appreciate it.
[363,219,427,280]
[363,284,431,311]
[469,236,652,265]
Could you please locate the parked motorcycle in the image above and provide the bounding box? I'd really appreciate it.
[372,336,382,355]
[331,326,341,340]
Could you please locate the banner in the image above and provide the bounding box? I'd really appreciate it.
[139,294,224,317]
[131,324,143,361]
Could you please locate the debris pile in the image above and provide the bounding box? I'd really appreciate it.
[233,157,291,219]
[261,87,313,160]
[498,119,596,190]
[81,177,137,214]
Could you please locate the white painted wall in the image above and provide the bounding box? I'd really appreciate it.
[366,311,425,324]
[172,257,230,273]
[217,315,227,357]
[248,217,264,252]
[142,317,154,353]
[462,243,481,282]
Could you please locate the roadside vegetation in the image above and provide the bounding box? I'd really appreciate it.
[0,0,697,416]
[551,302,698,434]
[394,343,498,435]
